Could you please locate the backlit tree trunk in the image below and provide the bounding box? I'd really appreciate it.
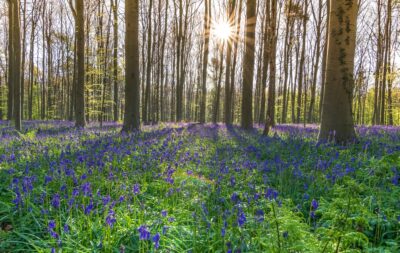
[241,0,257,130]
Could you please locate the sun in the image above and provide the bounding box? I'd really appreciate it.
[212,19,233,41]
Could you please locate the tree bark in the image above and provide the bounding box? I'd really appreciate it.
[241,0,257,130]
[122,0,141,131]
[75,0,85,127]
[200,0,211,123]
[319,0,357,143]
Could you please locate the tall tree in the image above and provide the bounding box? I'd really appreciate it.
[7,0,13,121]
[263,0,277,135]
[241,0,257,129]
[143,0,153,124]
[199,0,211,123]
[69,0,85,127]
[122,0,141,131]
[111,0,119,122]
[224,0,235,125]
[296,0,308,123]
[8,0,22,130]
[319,0,358,143]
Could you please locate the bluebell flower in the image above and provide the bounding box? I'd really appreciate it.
[51,194,60,209]
[311,199,318,210]
[152,233,160,249]
[106,209,117,228]
[138,225,150,240]
[133,184,140,195]
[237,210,246,227]
[48,220,56,230]
[231,192,239,203]
[255,209,264,222]
[63,224,70,233]
[161,210,167,217]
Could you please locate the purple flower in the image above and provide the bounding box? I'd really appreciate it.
[237,210,246,227]
[63,224,70,233]
[133,184,140,195]
[161,210,167,217]
[106,209,117,228]
[138,225,150,240]
[231,192,239,203]
[51,194,60,209]
[81,182,92,197]
[265,188,278,200]
[311,199,319,210]
[84,200,94,215]
[255,209,264,222]
[102,195,111,206]
[48,220,56,230]
[152,233,160,249]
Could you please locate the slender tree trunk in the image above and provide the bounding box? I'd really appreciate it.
[264,0,277,135]
[213,43,224,124]
[12,0,22,130]
[373,0,382,125]
[308,0,323,123]
[74,0,85,127]
[241,0,257,130]
[224,0,234,125]
[7,0,14,121]
[380,0,392,125]
[296,0,308,124]
[200,0,211,123]
[143,0,153,124]
[112,0,119,122]
[259,0,270,124]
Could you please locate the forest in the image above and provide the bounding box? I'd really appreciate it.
[0,0,399,252]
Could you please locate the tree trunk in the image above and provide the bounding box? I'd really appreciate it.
[143,0,153,124]
[296,0,308,124]
[263,0,277,135]
[241,0,257,130]
[380,0,392,125]
[112,0,119,122]
[11,0,22,130]
[308,0,323,123]
[75,0,85,127]
[319,0,357,143]
[122,0,141,131]
[7,0,14,121]
[224,1,234,125]
[200,0,211,123]
[259,0,270,125]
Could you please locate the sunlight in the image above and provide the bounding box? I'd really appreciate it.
[212,19,233,41]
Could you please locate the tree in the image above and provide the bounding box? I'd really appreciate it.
[263,0,277,135]
[224,0,235,126]
[241,0,257,130]
[319,0,358,143]
[200,0,211,123]
[8,0,22,131]
[69,0,85,127]
[122,0,140,131]
[111,0,119,122]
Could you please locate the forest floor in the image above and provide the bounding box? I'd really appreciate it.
[0,121,399,252]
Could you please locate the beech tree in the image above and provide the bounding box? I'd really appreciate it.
[241,0,257,130]
[122,0,140,131]
[319,0,358,143]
